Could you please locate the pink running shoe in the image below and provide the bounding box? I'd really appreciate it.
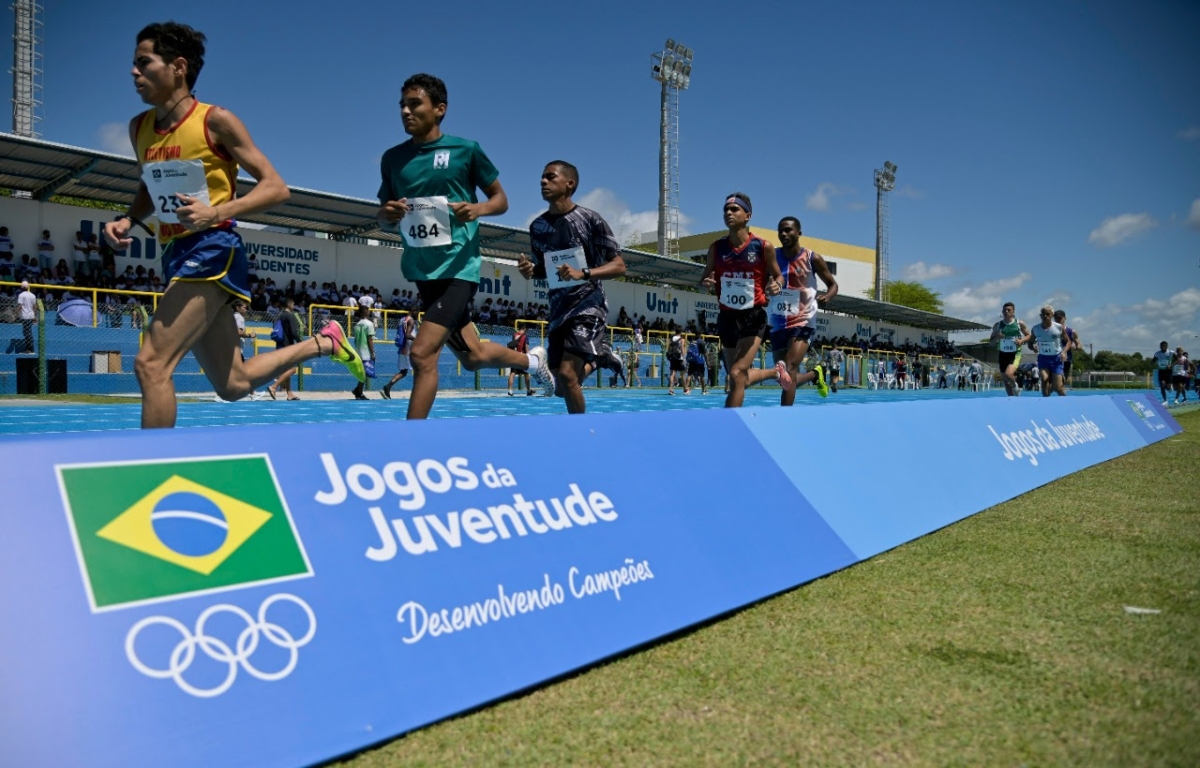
[775,360,795,391]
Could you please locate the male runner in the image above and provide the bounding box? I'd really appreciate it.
[1152,341,1174,404]
[1171,347,1190,405]
[1053,309,1080,389]
[699,193,784,408]
[104,22,362,428]
[990,301,1031,396]
[377,73,552,419]
[685,336,707,395]
[1028,305,1070,397]
[768,216,836,405]
[381,311,416,399]
[517,160,626,414]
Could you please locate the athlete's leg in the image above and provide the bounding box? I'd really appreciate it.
[778,336,820,407]
[407,319,455,419]
[724,336,765,408]
[134,281,223,428]
[193,306,331,405]
[1039,367,1051,397]
[557,350,588,414]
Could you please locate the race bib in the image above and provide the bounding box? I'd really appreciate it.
[142,159,209,224]
[400,197,453,248]
[769,288,800,317]
[1037,341,1058,356]
[1158,357,1171,369]
[720,277,754,309]
[1174,364,1186,375]
[544,246,587,291]
[999,338,1017,353]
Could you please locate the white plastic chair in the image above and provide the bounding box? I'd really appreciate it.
[867,372,879,390]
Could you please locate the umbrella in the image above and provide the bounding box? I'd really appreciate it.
[56,298,95,327]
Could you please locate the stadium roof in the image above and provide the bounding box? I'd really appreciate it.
[0,132,986,332]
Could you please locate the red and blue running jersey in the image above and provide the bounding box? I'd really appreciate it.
[711,233,769,310]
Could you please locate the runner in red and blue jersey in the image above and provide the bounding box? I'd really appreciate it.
[699,192,784,408]
[769,216,837,405]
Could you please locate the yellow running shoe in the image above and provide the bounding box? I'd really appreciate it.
[813,363,829,398]
[319,321,366,382]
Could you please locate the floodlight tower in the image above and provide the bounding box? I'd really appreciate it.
[11,0,44,138]
[651,39,692,260]
[873,160,897,301]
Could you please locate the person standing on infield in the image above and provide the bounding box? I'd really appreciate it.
[699,193,785,408]
[990,301,1031,396]
[377,73,553,418]
[769,216,835,405]
[381,311,416,399]
[104,22,363,427]
[518,160,626,414]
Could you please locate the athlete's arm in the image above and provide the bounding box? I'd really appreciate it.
[699,243,718,292]
[175,107,290,230]
[1017,321,1031,345]
[449,178,507,223]
[103,116,156,249]
[812,252,838,306]
[763,242,782,296]
[989,321,1002,342]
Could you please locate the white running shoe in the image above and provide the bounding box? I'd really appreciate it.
[528,346,556,396]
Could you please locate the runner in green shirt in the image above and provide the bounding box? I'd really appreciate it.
[376,73,554,418]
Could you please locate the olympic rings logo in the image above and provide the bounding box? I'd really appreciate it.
[125,593,316,698]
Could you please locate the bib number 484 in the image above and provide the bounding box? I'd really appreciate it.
[408,223,440,241]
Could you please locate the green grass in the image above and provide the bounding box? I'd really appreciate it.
[0,394,138,405]
[340,411,1199,767]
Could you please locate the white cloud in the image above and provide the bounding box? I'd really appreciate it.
[542,187,693,247]
[895,185,924,199]
[1069,287,1200,354]
[97,122,134,157]
[805,182,850,212]
[1187,199,1200,231]
[902,261,955,281]
[1178,126,1200,142]
[1088,212,1157,247]
[941,272,1033,320]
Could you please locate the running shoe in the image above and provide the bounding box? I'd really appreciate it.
[813,363,829,398]
[381,384,392,400]
[528,346,555,396]
[775,360,794,391]
[319,321,366,382]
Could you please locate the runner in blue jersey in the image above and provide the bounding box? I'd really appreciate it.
[518,160,626,414]
[1053,309,1080,390]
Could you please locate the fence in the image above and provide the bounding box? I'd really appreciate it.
[2,280,1015,397]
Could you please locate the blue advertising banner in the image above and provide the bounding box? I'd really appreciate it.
[0,393,1180,766]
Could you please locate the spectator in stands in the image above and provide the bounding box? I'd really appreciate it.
[55,258,73,284]
[246,253,258,284]
[72,232,89,278]
[10,280,36,354]
[0,227,13,279]
[36,230,54,272]
[506,328,532,396]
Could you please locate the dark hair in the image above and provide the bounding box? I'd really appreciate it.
[546,160,579,187]
[1002,301,1015,311]
[137,22,206,90]
[402,73,448,123]
[779,216,801,232]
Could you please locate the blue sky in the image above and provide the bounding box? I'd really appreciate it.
[5,0,1198,353]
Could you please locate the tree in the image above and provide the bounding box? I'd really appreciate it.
[864,280,944,314]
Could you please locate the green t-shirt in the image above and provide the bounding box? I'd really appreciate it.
[378,134,500,283]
